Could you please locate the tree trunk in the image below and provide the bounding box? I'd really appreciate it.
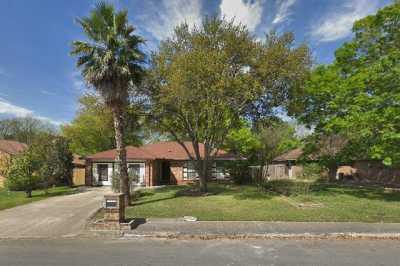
[26,189,32,198]
[328,165,338,182]
[112,105,130,206]
[199,144,211,193]
[199,159,208,193]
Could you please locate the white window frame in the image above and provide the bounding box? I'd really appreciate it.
[211,161,228,179]
[183,161,199,180]
[127,162,145,186]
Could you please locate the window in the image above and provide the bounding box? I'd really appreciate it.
[211,162,227,179]
[183,161,198,180]
[98,164,109,181]
[128,164,141,183]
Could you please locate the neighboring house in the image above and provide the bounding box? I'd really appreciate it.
[268,148,305,179]
[250,148,310,180]
[337,160,400,185]
[265,148,400,184]
[0,140,28,187]
[84,141,238,187]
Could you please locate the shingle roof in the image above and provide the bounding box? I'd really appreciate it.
[273,148,303,162]
[0,140,28,155]
[86,141,238,161]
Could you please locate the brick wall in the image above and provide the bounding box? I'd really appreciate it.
[170,161,195,185]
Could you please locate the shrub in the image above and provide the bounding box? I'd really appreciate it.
[225,161,251,184]
[300,163,325,181]
[263,179,311,196]
[5,153,42,197]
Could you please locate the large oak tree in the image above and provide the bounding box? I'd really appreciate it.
[146,17,311,192]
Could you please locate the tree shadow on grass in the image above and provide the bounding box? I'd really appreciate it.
[310,183,400,202]
[132,183,275,206]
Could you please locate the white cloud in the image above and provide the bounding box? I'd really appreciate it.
[40,89,56,96]
[139,0,202,41]
[71,71,86,93]
[311,0,380,42]
[0,97,63,126]
[0,98,32,117]
[219,0,265,31]
[272,0,297,25]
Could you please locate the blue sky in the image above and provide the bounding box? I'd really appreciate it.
[0,0,393,126]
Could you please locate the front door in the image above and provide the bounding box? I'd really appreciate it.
[97,164,111,186]
[161,161,171,185]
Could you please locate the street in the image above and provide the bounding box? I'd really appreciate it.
[0,238,399,266]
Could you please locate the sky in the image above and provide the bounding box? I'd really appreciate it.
[0,0,393,126]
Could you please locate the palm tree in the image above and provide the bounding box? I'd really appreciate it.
[71,2,144,205]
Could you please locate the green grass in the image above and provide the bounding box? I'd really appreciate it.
[126,182,400,222]
[0,186,78,211]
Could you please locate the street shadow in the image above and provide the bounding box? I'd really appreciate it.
[130,218,147,229]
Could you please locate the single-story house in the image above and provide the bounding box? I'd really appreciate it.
[0,140,28,187]
[84,141,238,187]
[259,148,400,184]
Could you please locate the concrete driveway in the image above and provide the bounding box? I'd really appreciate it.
[0,187,108,239]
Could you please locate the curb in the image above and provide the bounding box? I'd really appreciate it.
[121,232,400,241]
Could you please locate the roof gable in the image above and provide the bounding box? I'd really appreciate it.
[273,148,303,162]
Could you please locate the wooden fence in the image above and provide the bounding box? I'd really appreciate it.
[250,164,290,181]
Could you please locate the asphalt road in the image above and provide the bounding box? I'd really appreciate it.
[1,238,399,266]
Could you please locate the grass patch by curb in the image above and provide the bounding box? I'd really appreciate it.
[125,183,400,222]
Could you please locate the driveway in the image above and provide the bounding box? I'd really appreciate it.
[0,187,108,239]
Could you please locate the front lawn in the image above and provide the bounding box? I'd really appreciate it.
[126,183,400,222]
[0,186,78,211]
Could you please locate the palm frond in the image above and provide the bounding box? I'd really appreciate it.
[71,1,146,101]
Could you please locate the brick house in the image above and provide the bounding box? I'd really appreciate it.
[0,140,28,187]
[269,148,305,179]
[265,148,400,184]
[84,141,238,187]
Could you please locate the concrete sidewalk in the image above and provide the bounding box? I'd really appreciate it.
[122,219,400,240]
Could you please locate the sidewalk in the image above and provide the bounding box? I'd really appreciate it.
[120,219,400,240]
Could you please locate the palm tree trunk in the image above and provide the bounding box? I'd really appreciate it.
[112,105,130,206]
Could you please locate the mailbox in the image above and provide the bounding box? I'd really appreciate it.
[105,199,117,208]
[103,193,125,223]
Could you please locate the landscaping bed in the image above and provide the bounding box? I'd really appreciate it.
[0,186,78,211]
[125,182,400,222]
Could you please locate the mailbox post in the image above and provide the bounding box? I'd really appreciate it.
[104,193,125,223]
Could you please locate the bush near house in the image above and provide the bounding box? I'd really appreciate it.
[5,135,73,197]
